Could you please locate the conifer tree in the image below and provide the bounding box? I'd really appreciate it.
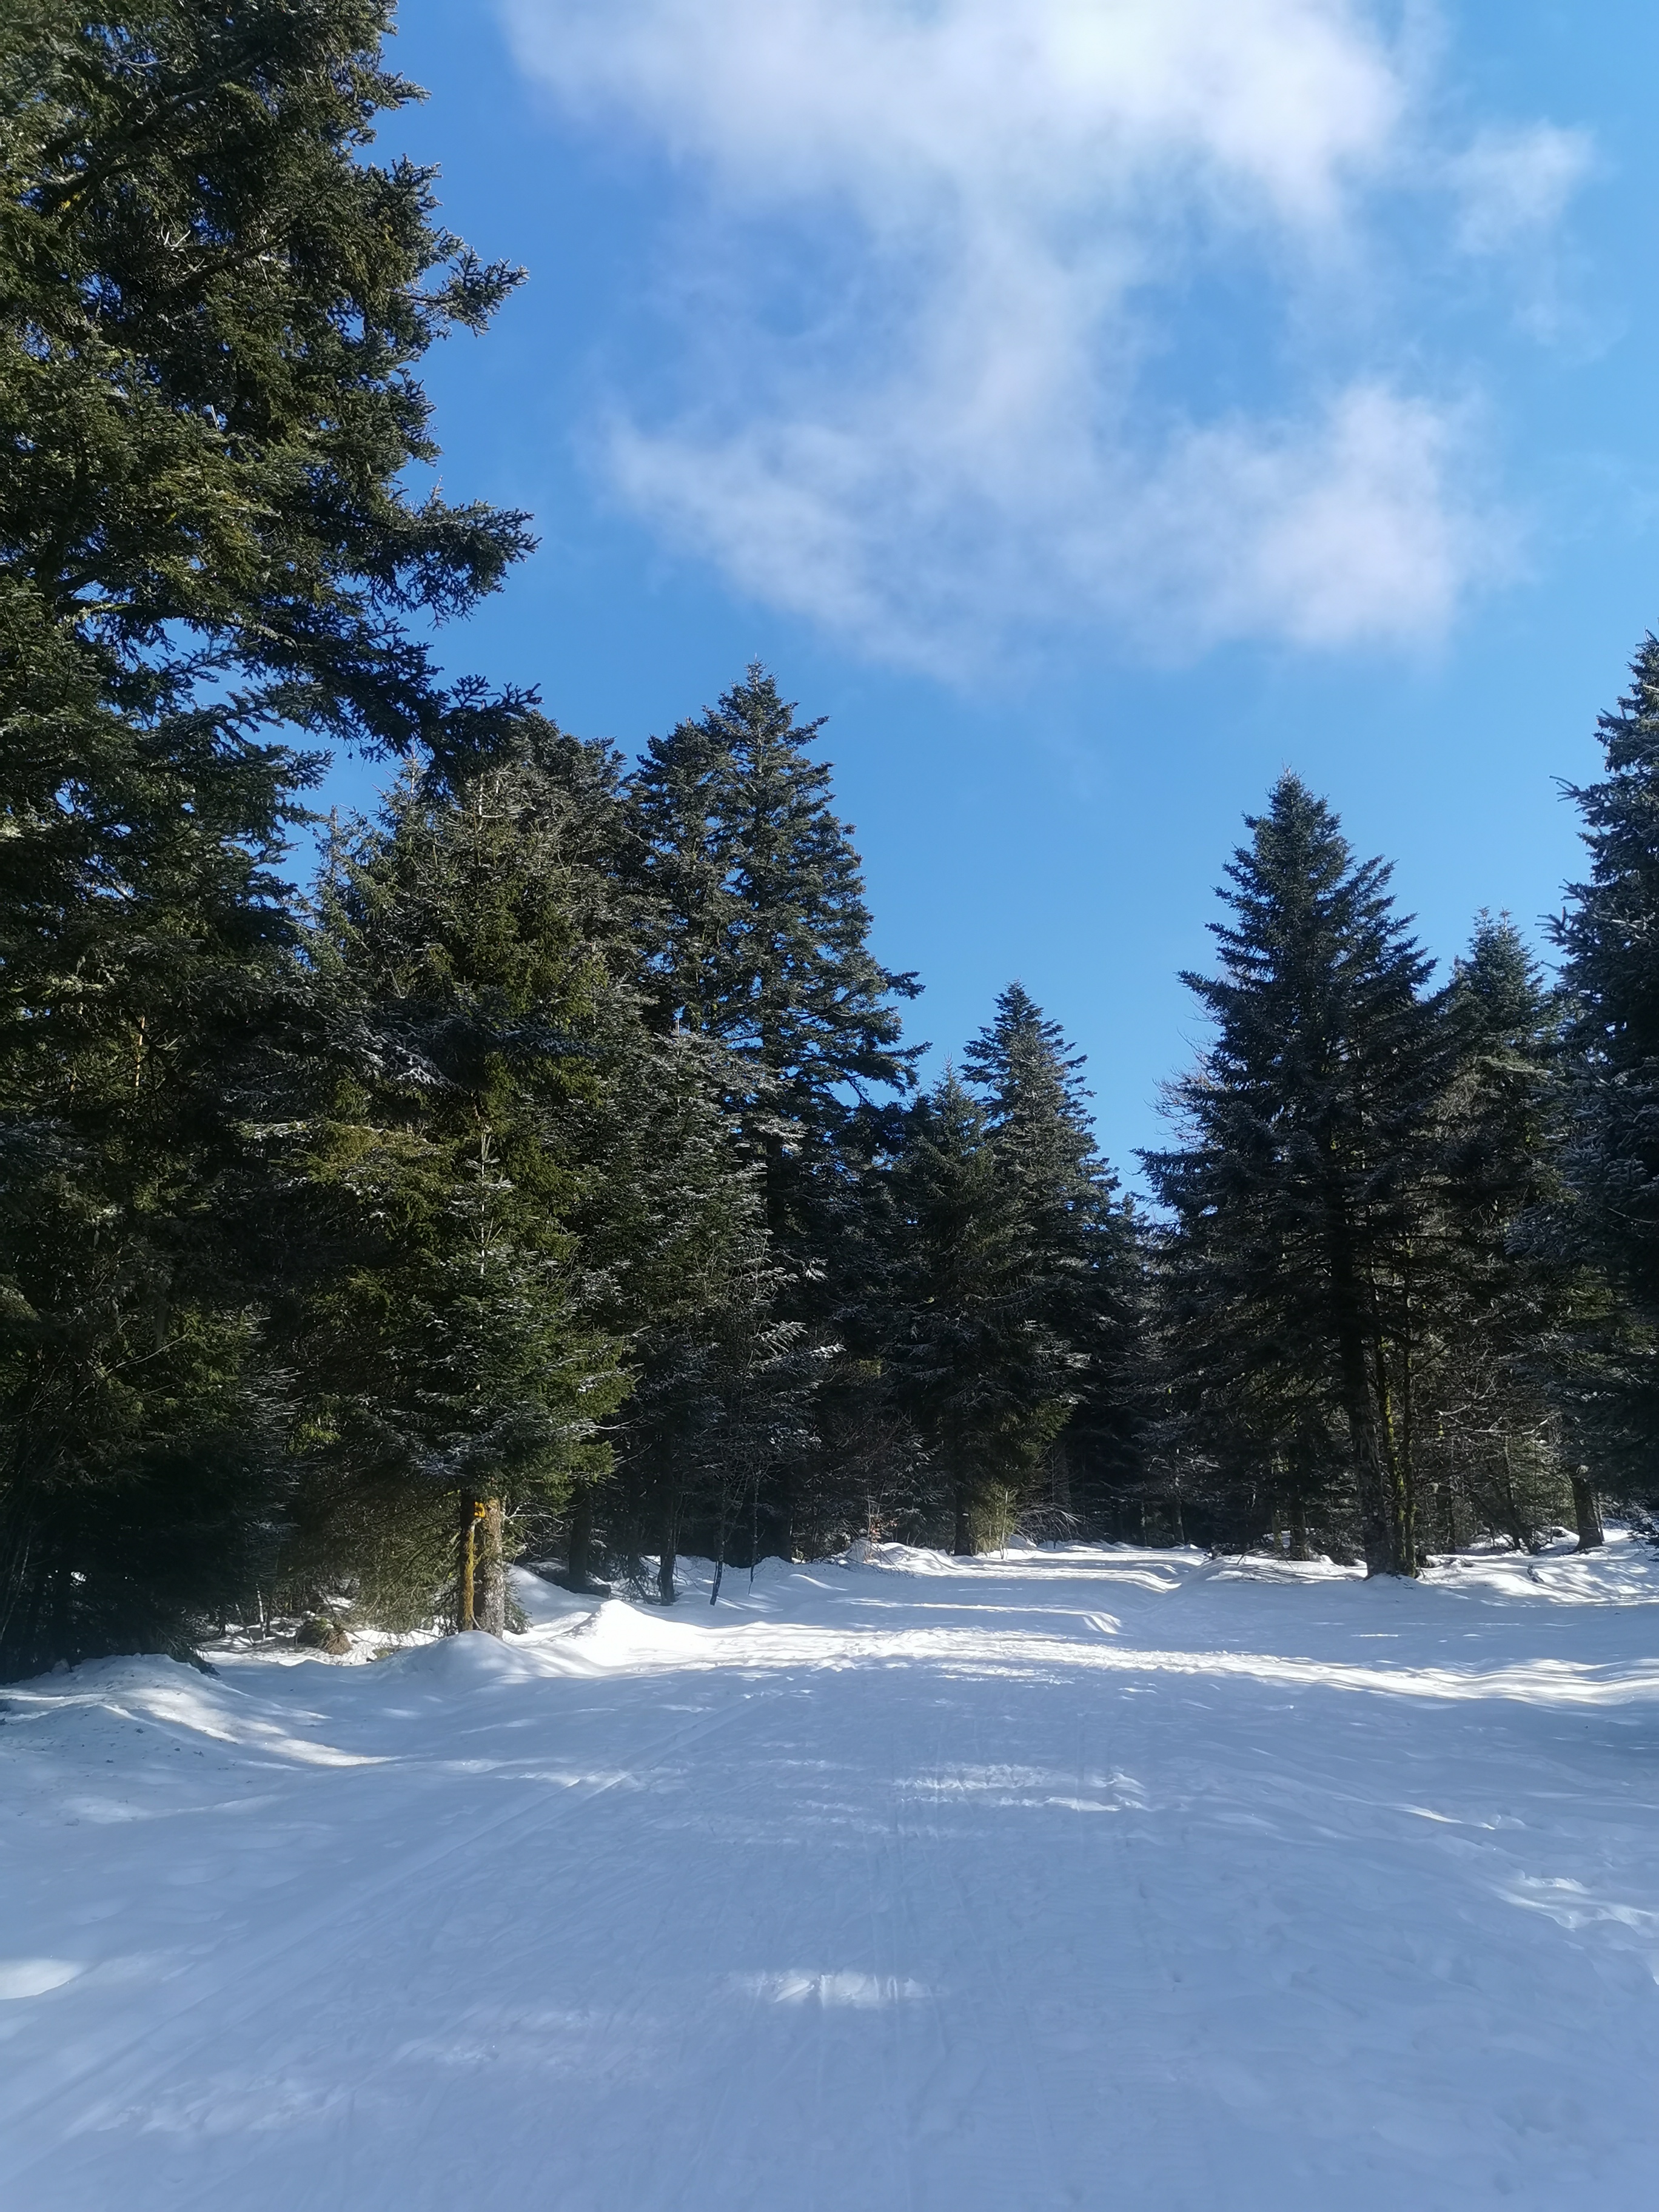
[888,1071,1073,1553]
[605,1235,809,1606]
[625,666,920,1552]
[581,1028,794,1606]
[1144,774,1450,1575]
[278,728,638,1633]
[0,1,528,1671]
[1553,638,1659,1493]
[626,665,919,1232]
[1422,917,1589,1551]
[964,988,1112,1288]
[964,984,1138,1526]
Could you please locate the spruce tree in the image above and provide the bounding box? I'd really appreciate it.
[1553,637,1659,1495]
[1144,774,1450,1575]
[888,1071,1073,1553]
[0,1,527,750]
[603,1224,807,1606]
[278,728,637,1634]
[625,666,920,1553]
[963,983,1138,1527]
[0,2,528,1670]
[627,665,919,1230]
[1424,917,1589,1552]
[580,1026,794,1606]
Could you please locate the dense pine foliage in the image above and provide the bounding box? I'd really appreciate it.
[3,4,1658,1672]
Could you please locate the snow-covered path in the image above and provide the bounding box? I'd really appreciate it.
[5,1541,1659,2210]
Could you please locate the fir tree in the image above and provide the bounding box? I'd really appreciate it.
[1144,774,1450,1576]
[625,665,920,1552]
[888,1071,1073,1553]
[0,1,527,1671]
[1553,638,1659,1497]
[280,729,635,1634]
[627,664,919,1227]
[1423,917,1590,1552]
[964,983,1138,1527]
[581,1028,793,1606]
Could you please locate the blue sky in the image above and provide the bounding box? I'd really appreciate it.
[326,0,1659,1185]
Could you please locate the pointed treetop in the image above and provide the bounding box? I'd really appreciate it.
[1453,911,1546,1044]
[627,663,920,1111]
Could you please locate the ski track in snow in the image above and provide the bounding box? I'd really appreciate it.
[4,1542,1659,2208]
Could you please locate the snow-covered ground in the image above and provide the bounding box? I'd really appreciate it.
[5,1539,1659,2210]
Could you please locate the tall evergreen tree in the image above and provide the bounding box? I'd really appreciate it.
[626,664,919,1235]
[580,1026,800,1607]
[1553,638,1659,1492]
[964,986,1114,1285]
[277,727,642,1633]
[1421,916,1590,1552]
[888,1071,1073,1553]
[963,983,1138,1526]
[625,666,920,1552]
[1144,774,1450,1576]
[0,1,528,1671]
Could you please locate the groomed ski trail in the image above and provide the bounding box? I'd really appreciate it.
[4,1541,1659,2210]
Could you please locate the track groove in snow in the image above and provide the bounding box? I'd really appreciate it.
[1,1682,755,2196]
[3,1540,1659,2208]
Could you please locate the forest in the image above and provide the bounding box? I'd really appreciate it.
[7,0,1659,1680]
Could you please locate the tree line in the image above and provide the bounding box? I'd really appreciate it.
[4,3,1659,1674]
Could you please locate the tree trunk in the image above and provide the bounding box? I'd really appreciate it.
[1327,1208,1397,1575]
[1050,1437,1072,1515]
[657,1495,678,1606]
[1289,1490,1310,1563]
[953,1481,973,1557]
[1318,1159,1407,1575]
[566,1479,595,1591]
[773,1460,796,1563]
[456,1495,477,1631]
[1372,1344,1416,1578]
[477,1498,506,1635]
[1500,1436,1533,1552]
[1337,1359,1394,1574]
[1572,1473,1605,1552]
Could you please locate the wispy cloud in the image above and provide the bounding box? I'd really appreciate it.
[1449,123,1594,256]
[503,0,1581,671]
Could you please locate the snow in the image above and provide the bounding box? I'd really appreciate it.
[5,1540,1659,2209]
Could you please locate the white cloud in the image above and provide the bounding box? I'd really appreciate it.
[503,0,1579,669]
[1450,124,1594,256]
[1141,386,1487,650]
[507,0,1404,224]
[610,381,1487,668]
